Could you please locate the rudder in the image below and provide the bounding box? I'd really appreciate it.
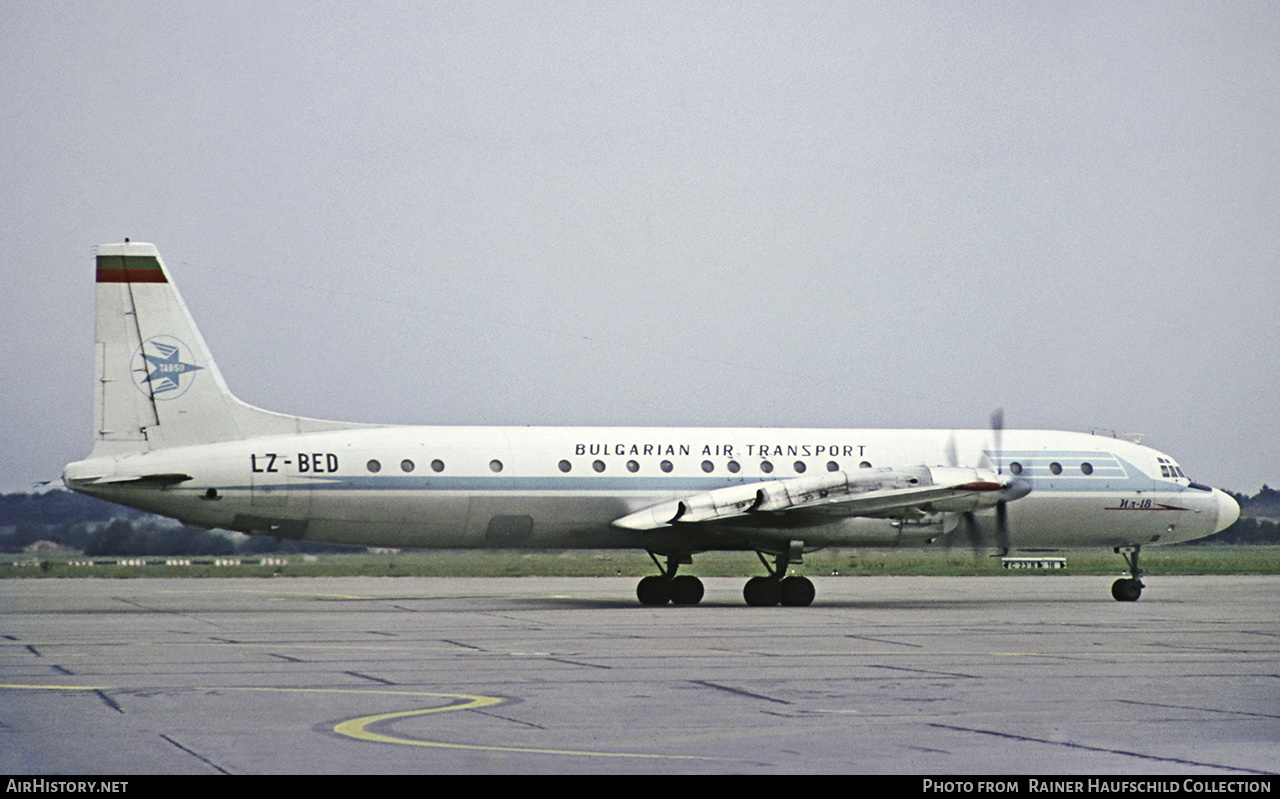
[91,242,361,456]
[93,242,248,454]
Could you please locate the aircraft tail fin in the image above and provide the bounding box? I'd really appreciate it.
[91,242,362,456]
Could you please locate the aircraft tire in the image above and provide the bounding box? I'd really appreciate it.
[743,576,780,607]
[779,576,816,607]
[1111,578,1142,602]
[637,575,671,606]
[670,575,705,605]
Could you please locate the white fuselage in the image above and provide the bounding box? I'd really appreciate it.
[64,424,1239,554]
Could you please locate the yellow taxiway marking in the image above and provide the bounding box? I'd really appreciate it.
[0,683,111,691]
[335,702,719,760]
[0,683,721,761]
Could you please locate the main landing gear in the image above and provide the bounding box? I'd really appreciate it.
[635,547,818,607]
[744,548,815,607]
[636,552,705,606]
[1111,545,1144,602]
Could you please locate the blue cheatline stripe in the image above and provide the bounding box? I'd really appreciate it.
[225,453,1187,496]
[282,475,761,492]
[991,450,1122,458]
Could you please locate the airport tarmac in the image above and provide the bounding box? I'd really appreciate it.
[1,574,1277,775]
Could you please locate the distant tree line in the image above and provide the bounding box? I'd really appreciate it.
[0,491,363,556]
[2,487,1278,555]
[1229,484,1280,519]
[85,519,237,557]
[1191,516,1280,545]
[75,518,363,557]
[1194,485,1280,545]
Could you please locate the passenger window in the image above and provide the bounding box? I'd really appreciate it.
[626,460,639,473]
[1009,462,1022,475]
[1080,462,1093,475]
[827,461,839,472]
[760,461,774,474]
[1049,462,1062,475]
[431,459,445,472]
[727,460,740,473]
[593,460,606,473]
[366,459,381,473]
[660,460,673,473]
[794,461,807,473]
[558,459,572,473]
[401,460,415,473]
[489,459,503,473]
[701,460,714,473]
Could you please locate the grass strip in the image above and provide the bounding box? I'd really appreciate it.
[3,545,1279,579]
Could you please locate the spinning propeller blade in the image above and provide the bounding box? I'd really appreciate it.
[945,408,1028,556]
[991,407,1011,553]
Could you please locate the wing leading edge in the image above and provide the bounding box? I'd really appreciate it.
[611,466,1013,530]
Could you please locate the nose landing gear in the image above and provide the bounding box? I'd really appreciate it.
[1111,546,1144,602]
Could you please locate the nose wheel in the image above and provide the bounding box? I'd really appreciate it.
[1111,546,1144,602]
[1111,578,1143,602]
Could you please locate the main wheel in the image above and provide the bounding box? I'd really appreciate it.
[637,575,671,605]
[743,576,780,607]
[1111,577,1142,602]
[670,575,705,605]
[779,576,816,607]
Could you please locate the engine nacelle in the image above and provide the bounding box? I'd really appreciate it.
[920,466,1004,512]
[612,466,939,530]
[754,466,940,512]
[612,482,766,529]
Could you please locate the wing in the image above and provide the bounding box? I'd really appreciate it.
[611,466,1004,530]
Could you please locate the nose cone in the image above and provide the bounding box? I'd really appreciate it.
[1213,489,1241,533]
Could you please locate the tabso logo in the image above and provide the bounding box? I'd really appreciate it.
[132,336,204,400]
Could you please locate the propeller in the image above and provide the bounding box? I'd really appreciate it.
[990,407,1036,554]
[946,408,1032,557]
[990,409,1004,472]
[990,408,1010,554]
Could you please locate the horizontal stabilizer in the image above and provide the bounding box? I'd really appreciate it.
[83,472,193,486]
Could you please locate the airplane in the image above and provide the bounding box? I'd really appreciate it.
[63,241,1241,606]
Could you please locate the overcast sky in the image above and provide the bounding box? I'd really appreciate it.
[3,1,1277,495]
